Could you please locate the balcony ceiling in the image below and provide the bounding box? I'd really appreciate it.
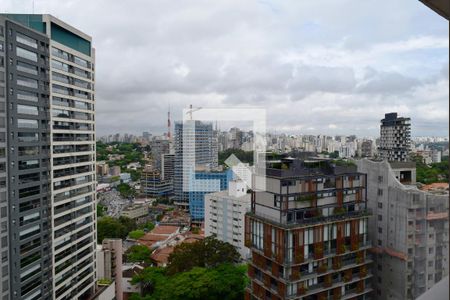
[420,0,449,19]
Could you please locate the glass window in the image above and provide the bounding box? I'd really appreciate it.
[16,76,38,89]
[52,72,70,84]
[17,119,38,129]
[19,160,39,170]
[17,90,38,102]
[74,67,90,79]
[18,132,39,143]
[18,146,39,156]
[19,225,40,240]
[17,104,38,116]
[51,60,69,72]
[74,56,89,68]
[52,97,70,107]
[16,33,37,49]
[52,109,70,118]
[16,47,37,62]
[52,84,69,95]
[51,47,69,60]
[17,61,38,75]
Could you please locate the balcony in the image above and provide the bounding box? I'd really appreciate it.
[249,208,372,228]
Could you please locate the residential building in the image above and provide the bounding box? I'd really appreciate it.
[0,14,96,300]
[173,120,218,209]
[97,239,123,300]
[140,166,173,198]
[357,159,449,299]
[189,168,233,221]
[205,180,251,259]
[360,140,373,158]
[431,150,441,163]
[122,264,143,299]
[110,165,121,176]
[245,158,373,300]
[96,161,109,176]
[378,113,411,162]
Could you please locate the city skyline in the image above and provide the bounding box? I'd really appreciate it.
[2,0,448,136]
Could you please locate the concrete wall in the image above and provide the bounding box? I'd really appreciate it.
[357,159,449,299]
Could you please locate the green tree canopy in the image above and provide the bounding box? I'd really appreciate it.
[97,216,127,243]
[97,216,138,243]
[139,221,155,231]
[126,245,152,263]
[117,183,136,198]
[128,230,145,240]
[166,236,241,275]
[131,264,247,300]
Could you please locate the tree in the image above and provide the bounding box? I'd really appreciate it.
[117,183,136,198]
[131,266,167,296]
[118,216,138,234]
[139,221,155,231]
[329,151,339,158]
[166,236,241,275]
[129,230,145,240]
[97,216,138,243]
[97,217,127,243]
[126,245,152,263]
[131,264,247,300]
[97,204,106,217]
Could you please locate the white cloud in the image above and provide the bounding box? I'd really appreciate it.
[3,0,448,136]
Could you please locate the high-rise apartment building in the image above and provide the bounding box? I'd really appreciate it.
[205,180,251,259]
[245,158,373,300]
[378,113,411,162]
[357,159,449,299]
[173,120,218,210]
[0,14,96,300]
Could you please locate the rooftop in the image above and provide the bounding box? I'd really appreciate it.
[264,158,359,179]
[420,182,449,195]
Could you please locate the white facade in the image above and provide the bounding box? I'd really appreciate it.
[204,180,251,260]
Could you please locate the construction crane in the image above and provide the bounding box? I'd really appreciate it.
[185,104,202,120]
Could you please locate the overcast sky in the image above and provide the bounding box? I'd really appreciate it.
[3,0,449,137]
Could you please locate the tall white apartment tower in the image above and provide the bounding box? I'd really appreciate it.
[204,180,251,260]
[0,14,96,300]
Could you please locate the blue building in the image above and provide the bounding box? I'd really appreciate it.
[188,169,233,221]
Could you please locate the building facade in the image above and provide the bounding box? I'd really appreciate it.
[205,180,251,260]
[245,158,373,300]
[188,168,232,221]
[0,14,96,300]
[378,113,411,162]
[357,159,449,299]
[173,120,218,210]
[97,239,123,300]
[140,166,173,198]
[161,153,174,181]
